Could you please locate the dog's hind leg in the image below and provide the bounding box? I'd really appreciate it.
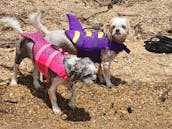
[10,63,20,86]
[10,43,23,86]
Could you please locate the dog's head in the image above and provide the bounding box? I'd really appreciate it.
[65,56,97,84]
[103,17,130,43]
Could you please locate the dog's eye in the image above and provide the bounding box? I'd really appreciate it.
[112,25,116,29]
[83,74,92,78]
[122,25,126,29]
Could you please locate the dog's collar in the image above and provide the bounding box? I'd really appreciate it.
[108,40,131,54]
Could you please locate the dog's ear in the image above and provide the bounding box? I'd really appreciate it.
[103,24,112,40]
[68,59,84,82]
[123,18,130,34]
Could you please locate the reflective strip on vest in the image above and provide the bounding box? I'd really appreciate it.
[72,31,80,43]
[45,51,60,67]
[35,44,51,61]
[98,32,104,38]
[86,31,92,37]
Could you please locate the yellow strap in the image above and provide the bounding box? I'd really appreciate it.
[86,31,92,37]
[98,32,104,38]
[72,31,80,43]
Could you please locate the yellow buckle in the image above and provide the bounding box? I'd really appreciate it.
[86,31,92,37]
[98,32,104,38]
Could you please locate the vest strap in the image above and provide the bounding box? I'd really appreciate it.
[35,44,51,61]
[46,51,60,67]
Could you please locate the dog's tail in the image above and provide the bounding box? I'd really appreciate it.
[29,12,49,34]
[0,17,23,33]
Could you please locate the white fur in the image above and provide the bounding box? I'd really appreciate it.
[110,17,129,37]
[66,56,79,66]
[29,12,49,34]
[0,17,23,33]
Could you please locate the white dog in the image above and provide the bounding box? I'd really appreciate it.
[0,17,97,115]
[30,12,130,88]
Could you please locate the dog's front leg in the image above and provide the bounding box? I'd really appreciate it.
[97,64,105,84]
[100,49,116,88]
[32,66,41,89]
[101,62,114,88]
[68,83,77,110]
[48,77,62,115]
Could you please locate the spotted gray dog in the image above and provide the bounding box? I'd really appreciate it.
[30,12,130,88]
[0,17,97,115]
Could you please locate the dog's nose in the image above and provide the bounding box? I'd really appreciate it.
[116,29,120,34]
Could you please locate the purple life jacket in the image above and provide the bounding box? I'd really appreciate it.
[65,14,130,63]
[20,31,68,83]
[65,30,130,63]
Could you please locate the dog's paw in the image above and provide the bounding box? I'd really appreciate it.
[68,101,76,110]
[97,75,106,84]
[10,80,18,86]
[33,82,42,90]
[98,77,106,84]
[52,107,62,115]
[107,83,116,88]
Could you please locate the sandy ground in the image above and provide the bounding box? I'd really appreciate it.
[0,0,172,129]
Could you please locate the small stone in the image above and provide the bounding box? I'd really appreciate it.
[110,102,114,108]
[127,107,133,113]
[161,90,169,102]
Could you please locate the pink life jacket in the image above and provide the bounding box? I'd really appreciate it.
[20,31,68,83]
